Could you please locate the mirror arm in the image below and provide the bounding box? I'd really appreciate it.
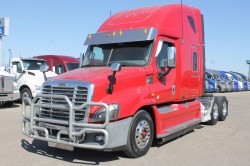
[43,72,47,81]
[106,71,117,94]
[158,68,172,79]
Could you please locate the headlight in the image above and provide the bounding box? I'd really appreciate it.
[91,104,120,123]
[35,85,41,91]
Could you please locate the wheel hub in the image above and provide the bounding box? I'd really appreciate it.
[213,103,219,119]
[135,120,151,149]
[222,101,227,116]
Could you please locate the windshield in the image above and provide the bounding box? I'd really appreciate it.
[241,75,247,81]
[23,60,46,70]
[232,74,241,81]
[213,74,221,81]
[66,63,79,71]
[82,41,153,67]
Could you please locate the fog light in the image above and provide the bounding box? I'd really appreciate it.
[95,135,104,142]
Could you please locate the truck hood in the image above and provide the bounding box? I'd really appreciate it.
[49,67,147,83]
[25,70,57,79]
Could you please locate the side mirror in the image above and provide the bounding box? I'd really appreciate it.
[111,63,121,72]
[40,64,49,72]
[167,47,176,68]
[57,66,63,74]
[80,53,85,67]
[156,40,176,68]
[107,63,121,94]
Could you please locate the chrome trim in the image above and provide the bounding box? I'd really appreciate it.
[22,94,110,149]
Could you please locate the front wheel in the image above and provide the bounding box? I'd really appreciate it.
[21,88,32,104]
[124,110,154,158]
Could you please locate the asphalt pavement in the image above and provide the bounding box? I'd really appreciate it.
[0,91,250,166]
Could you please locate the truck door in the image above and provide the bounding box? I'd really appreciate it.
[151,38,176,104]
[11,61,23,81]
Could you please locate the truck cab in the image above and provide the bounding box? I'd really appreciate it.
[221,71,239,91]
[34,55,80,74]
[9,58,57,102]
[206,69,227,92]
[230,71,250,91]
[205,71,219,92]
[229,72,245,91]
[204,74,217,93]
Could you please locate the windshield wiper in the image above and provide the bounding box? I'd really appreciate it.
[81,64,105,68]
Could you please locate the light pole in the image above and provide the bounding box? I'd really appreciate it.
[0,36,2,67]
[246,60,250,81]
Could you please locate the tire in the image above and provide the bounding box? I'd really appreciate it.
[218,86,222,93]
[3,101,14,107]
[124,110,154,158]
[21,88,32,104]
[217,96,228,121]
[207,96,219,125]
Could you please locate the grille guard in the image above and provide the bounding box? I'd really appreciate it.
[22,94,110,149]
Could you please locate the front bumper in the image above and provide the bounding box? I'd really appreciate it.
[22,94,131,150]
[0,92,20,102]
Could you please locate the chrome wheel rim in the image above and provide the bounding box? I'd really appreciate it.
[213,103,219,120]
[222,101,227,116]
[22,92,30,99]
[135,120,151,149]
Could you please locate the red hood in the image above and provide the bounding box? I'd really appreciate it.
[49,66,148,103]
[49,67,148,91]
[50,67,111,82]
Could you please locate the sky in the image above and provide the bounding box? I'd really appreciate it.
[0,0,250,76]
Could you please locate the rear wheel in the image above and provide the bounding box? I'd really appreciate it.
[207,96,219,125]
[124,110,154,158]
[218,86,222,93]
[218,96,228,121]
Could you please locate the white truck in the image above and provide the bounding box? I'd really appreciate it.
[0,69,19,106]
[9,58,57,102]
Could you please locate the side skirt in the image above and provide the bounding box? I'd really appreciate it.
[156,118,201,144]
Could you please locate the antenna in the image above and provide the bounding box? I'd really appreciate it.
[110,10,112,17]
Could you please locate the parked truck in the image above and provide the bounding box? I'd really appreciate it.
[22,4,228,158]
[34,55,80,74]
[206,69,227,92]
[0,69,19,106]
[9,58,57,102]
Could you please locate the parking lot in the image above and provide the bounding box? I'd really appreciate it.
[1,91,250,166]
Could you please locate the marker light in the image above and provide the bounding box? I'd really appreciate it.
[112,31,116,36]
[88,34,92,39]
[119,30,123,36]
[107,32,110,37]
[144,28,148,34]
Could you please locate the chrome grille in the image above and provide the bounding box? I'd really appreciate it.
[40,85,88,122]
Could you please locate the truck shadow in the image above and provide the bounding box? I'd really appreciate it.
[21,126,206,164]
[0,103,20,109]
[21,139,127,165]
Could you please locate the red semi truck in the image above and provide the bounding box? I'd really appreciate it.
[34,55,80,74]
[22,4,228,158]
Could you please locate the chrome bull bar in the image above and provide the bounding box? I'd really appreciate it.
[22,94,110,150]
